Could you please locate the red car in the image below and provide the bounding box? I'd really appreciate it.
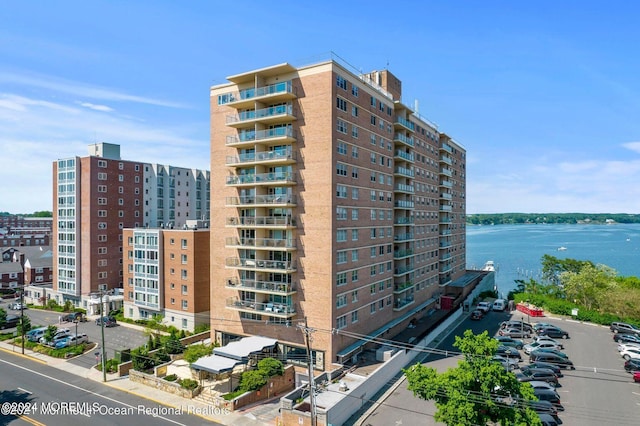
[633,371,640,383]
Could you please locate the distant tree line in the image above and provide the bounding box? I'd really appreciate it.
[466,213,640,225]
[0,211,52,217]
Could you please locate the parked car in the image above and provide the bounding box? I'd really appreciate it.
[54,333,89,349]
[526,361,564,377]
[95,316,117,327]
[534,388,564,411]
[532,335,564,349]
[524,341,563,355]
[492,355,519,371]
[496,345,522,360]
[525,380,557,392]
[495,336,524,350]
[499,327,531,338]
[9,303,27,310]
[623,358,640,372]
[538,412,563,426]
[477,301,492,313]
[617,343,640,353]
[533,322,556,332]
[516,367,558,386]
[470,309,484,320]
[530,348,569,359]
[501,320,534,333]
[0,315,20,329]
[613,333,640,344]
[633,371,640,383]
[26,327,47,342]
[529,352,575,370]
[610,322,640,335]
[536,326,570,339]
[492,299,507,312]
[620,347,640,361]
[40,329,71,346]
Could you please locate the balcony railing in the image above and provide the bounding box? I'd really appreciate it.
[225,297,296,317]
[393,133,414,147]
[393,249,413,259]
[394,233,414,242]
[225,237,296,249]
[440,167,452,177]
[226,172,296,186]
[394,295,415,311]
[225,194,296,206]
[440,143,453,153]
[394,166,414,178]
[225,278,296,295]
[394,149,414,162]
[440,155,452,165]
[394,184,414,193]
[225,257,296,272]
[394,264,415,275]
[226,104,294,125]
[226,149,296,166]
[394,216,414,225]
[226,216,296,227]
[226,126,295,146]
[218,81,294,106]
[394,281,413,292]
[440,179,453,188]
[394,117,415,131]
[394,199,415,209]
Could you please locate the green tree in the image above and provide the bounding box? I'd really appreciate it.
[0,308,7,329]
[239,370,268,392]
[17,315,31,336]
[257,357,284,377]
[404,330,541,426]
[164,331,184,355]
[43,325,58,344]
[183,343,214,363]
[561,263,617,311]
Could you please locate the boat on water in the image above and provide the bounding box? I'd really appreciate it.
[482,261,495,272]
[557,246,567,251]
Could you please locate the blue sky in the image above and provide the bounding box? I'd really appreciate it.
[2,0,640,214]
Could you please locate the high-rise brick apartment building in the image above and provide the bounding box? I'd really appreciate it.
[52,142,210,313]
[210,59,466,370]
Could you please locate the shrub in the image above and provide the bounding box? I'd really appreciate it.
[183,343,214,363]
[164,374,178,382]
[257,357,284,377]
[478,290,498,300]
[238,370,268,392]
[193,323,211,334]
[164,332,185,355]
[179,378,199,390]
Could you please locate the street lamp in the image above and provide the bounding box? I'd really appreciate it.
[73,317,79,346]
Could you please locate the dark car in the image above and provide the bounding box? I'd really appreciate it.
[501,320,534,333]
[538,412,563,426]
[530,348,569,359]
[624,358,640,372]
[95,316,117,327]
[470,309,484,320]
[496,345,522,360]
[534,388,564,411]
[613,333,640,344]
[526,361,564,377]
[61,312,86,323]
[536,326,570,339]
[495,336,524,350]
[0,315,20,330]
[516,367,558,386]
[529,352,575,370]
[610,322,640,336]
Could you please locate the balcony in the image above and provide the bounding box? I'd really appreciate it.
[226,172,296,186]
[394,166,414,178]
[440,262,453,274]
[225,257,296,273]
[393,216,414,225]
[225,126,296,147]
[394,200,414,209]
[226,216,296,228]
[440,143,453,153]
[393,281,413,293]
[439,155,452,165]
[225,237,296,250]
[394,233,414,242]
[218,81,295,109]
[440,179,453,188]
[439,205,452,212]
[393,295,415,311]
[394,264,414,275]
[225,278,296,295]
[226,104,295,128]
[440,167,452,177]
[441,192,452,200]
[394,183,414,194]
[393,133,414,147]
[225,194,297,207]
[394,117,415,132]
[393,249,413,259]
[225,297,296,318]
[394,149,414,162]
[226,149,296,167]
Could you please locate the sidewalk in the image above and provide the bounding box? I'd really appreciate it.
[0,339,278,425]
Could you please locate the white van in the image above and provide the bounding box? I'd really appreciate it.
[493,299,507,312]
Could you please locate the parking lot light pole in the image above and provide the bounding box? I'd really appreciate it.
[100,292,107,382]
[73,318,78,346]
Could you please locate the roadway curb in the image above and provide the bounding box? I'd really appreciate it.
[0,343,47,364]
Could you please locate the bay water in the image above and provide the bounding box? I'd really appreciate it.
[466,223,640,297]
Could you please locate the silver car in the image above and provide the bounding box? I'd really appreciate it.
[524,340,563,355]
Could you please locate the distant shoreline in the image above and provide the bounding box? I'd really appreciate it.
[466,213,640,225]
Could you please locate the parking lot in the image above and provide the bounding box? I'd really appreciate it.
[361,309,640,426]
[0,301,148,368]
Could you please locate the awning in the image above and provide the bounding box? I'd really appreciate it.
[191,355,242,374]
[214,336,278,361]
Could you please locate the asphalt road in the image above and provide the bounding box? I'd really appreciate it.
[0,351,219,426]
[359,309,640,426]
[0,304,148,369]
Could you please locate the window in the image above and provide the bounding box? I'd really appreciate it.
[370,172,376,183]
[370,96,377,107]
[351,311,358,323]
[182,319,188,329]
[351,249,359,261]
[370,152,376,163]
[98,210,107,217]
[336,272,347,286]
[370,115,376,126]
[336,294,347,308]
[370,303,376,314]
[98,185,107,193]
[181,254,187,264]
[182,300,188,310]
[337,230,347,242]
[370,265,376,276]
[181,269,188,279]
[370,190,376,201]
[171,298,175,305]
[370,284,376,295]
[98,160,107,168]
[337,142,347,155]
[336,97,347,111]
[98,198,107,205]
[351,290,358,302]
[336,75,347,90]
[352,85,359,97]
[336,207,347,220]
[370,247,376,258]
[351,167,358,179]
[371,210,376,220]
[181,284,188,295]
[352,146,359,158]
[351,126,358,138]
[337,163,347,176]
[336,185,347,198]
[337,315,347,329]
[97,172,107,180]
[181,239,187,248]
[337,119,347,134]
[352,105,359,117]
[351,188,359,200]
[118,174,124,182]
[98,222,107,230]
[351,229,359,241]
[337,251,347,264]
[351,208,359,220]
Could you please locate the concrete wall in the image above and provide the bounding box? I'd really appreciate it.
[224,365,296,411]
[129,369,201,399]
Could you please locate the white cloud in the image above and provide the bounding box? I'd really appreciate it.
[77,102,114,112]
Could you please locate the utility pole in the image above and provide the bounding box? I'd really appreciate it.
[100,291,107,382]
[20,288,25,355]
[299,317,317,426]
